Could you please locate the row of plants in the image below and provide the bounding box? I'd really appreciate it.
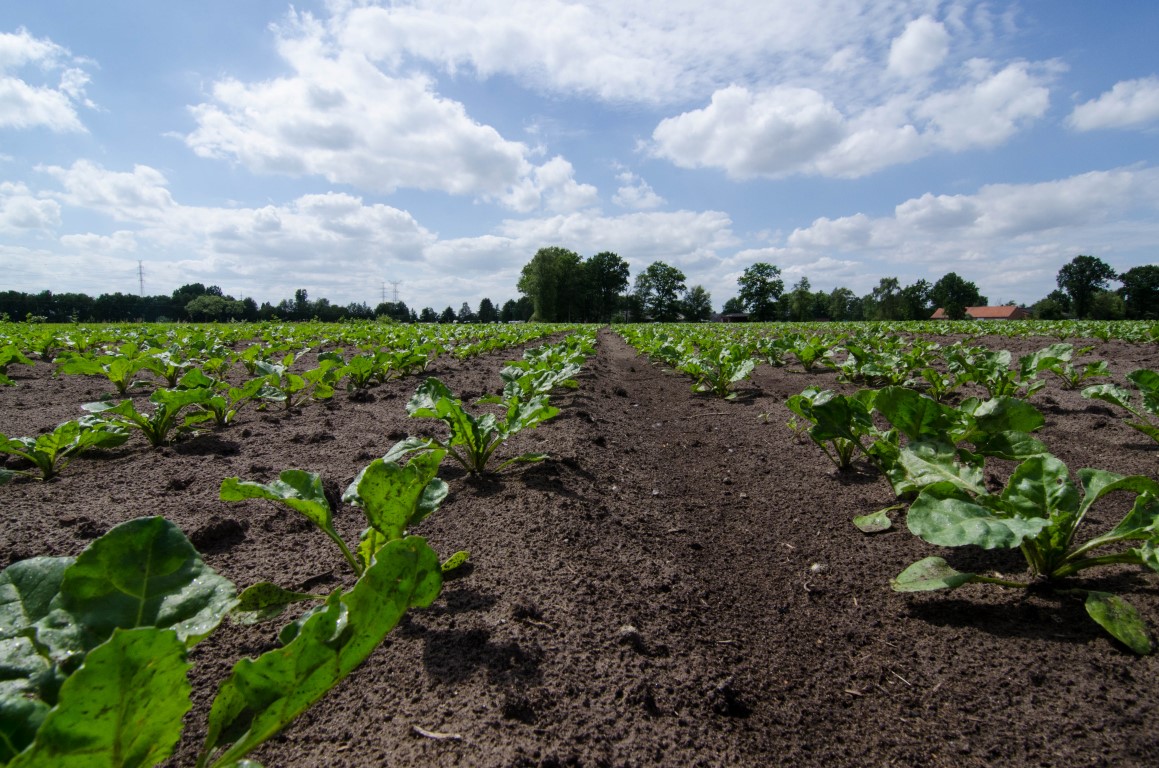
[0,330,596,766]
[784,380,1159,654]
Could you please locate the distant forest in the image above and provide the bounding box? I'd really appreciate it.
[0,284,534,325]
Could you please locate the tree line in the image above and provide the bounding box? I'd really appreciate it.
[516,249,1157,322]
[4,253,1154,325]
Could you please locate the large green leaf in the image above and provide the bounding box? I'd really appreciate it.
[897,441,985,495]
[966,396,1045,436]
[198,536,442,768]
[1127,368,1159,415]
[60,517,236,648]
[872,386,953,441]
[220,471,335,539]
[971,431,1048,460]
[0,692,49,763]
[1083,591,1152,655]
[342,453,448,540]
[908,483,1050,549]
[891,557,977,592]
[1000,455,1079,520]
[9,627,191,768]
[0,558,71,637]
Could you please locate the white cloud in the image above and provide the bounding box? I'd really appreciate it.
[182,10,601,211]
[1069,76,1159,131]
[651,61,1053,179]
[777,167,1159,299]
[888,16,950,78]
[332,0,939,105]
[0,29,92,132]
[0,181,60,233]
[59,231,138,252]
[40,161,176,221]
[612,172,665,210]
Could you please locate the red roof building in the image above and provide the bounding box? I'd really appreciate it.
[930,305,1030,320]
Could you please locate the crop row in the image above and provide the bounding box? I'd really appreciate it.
[617,322,1159,654]
[0,329,596,766]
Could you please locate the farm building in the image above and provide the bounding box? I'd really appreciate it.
[930,305,1030,320]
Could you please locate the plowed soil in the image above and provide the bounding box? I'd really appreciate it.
[2,327,1157,767]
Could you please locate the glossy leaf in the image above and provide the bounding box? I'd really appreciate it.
[891,557,977,592]
[1084,592,1152,655]
[908,483,1050,549]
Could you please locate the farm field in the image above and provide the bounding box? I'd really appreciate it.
[2,322,1158,767]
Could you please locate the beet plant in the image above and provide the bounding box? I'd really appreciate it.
[389,376,559,475]
[893,454,1159,654]
[0,418,128,483]
[83,387,215,447]
[1082,368,1159,444]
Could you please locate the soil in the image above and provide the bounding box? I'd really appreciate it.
[2,327,1158,767]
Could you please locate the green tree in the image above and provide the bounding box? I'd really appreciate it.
[1118,265,1159,319]
[438,306,456,323]
[683,285,713,322]
[517,246,583,321]
[1089,290,1126,320]
[457,302,476,323]
[634,261,687,321]
[931,273,985,320]
[737,263,784,321]
[722,296,746,315]
[1057,255,1117,319]
[898,279,933,320]
[477,298,499,323]
[787,277,816,322]
[865,277,903,320]
[584,251,630,322]
[419,307,439,323]
[826,287,859,320]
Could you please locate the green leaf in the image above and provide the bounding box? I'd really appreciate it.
[852,509,894,533]
[908,483,1051,549]
[1001,455,1079,520]
[231,583,321,625]
[1083,591,1152,655]
[0,557,72,636]
[872,386,954,441]
[60,517,236,648]
[0,693,49,763]
[198,536,442,768]
[967,397,1045,436]
[971,431,1048,460]
[9,627,191,768]
[1081,383,1134,413]
[891,557,977,592]
[440,550,470,573]
[220,471,335,541]
[897,441,985,495]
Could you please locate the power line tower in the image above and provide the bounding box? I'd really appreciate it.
[138,261,144,296]
[389,281,402,303]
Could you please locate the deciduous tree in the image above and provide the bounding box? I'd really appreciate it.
[737,263,784,321]
[1057,255,1117,319]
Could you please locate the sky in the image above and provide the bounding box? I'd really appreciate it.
[2,0,1158,313]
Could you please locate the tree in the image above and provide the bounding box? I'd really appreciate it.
[517,246,583,322]
[737,263,784,321]
[477,297,499,323]
[721,296,746,315]
[293,288,310,319]
[899,279,933,320]
[1118,265,1159,319]
[931,273,985,320]
[457,302,476,323]
[683,286,713,322]
[1057,255,1117,319]
[419,307,439,323]
[1089,290,1125,320]
[438,306,457,323]
[787,277,814,322]
[634,261,687,321]
[827,287,859,321]
[584,251,630,322]
[865,277,903,320]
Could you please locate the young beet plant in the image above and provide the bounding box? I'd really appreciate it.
[220,448,465,622]
[893,453,1159,654]
[1082,368,1159,444]
[0,418,128,483]
[83,387,215,447]
[388,376,559,475]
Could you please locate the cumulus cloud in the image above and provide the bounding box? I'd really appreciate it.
[651,61,1053,179]
[0,181,61,233]
[612,172,665,210]
[40,161,176,221]
[1069,76,1159,131]
[888,16,950,77]
[182,10,598,211]
[0,29,92,132]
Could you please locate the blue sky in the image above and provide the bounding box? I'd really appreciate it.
[2,1,1158,313]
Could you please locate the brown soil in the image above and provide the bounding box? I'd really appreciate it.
[2,328,1158,767]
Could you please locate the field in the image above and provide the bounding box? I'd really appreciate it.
[2,321,1158,767]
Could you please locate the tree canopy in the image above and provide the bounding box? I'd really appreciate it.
[634,261,687,321]
[1057,255,1117,319]
[737,263,784,321]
